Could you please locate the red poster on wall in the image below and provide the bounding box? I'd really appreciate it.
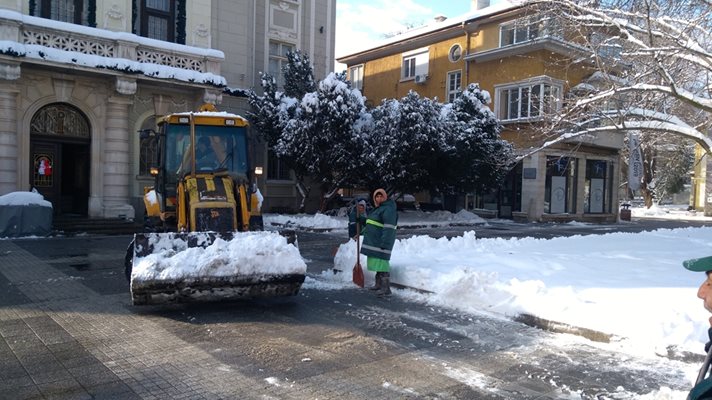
[33,154,53,187]
[37,156,52,175]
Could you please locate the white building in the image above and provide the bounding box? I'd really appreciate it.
[0,0,335,218]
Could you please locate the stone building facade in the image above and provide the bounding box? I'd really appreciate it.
[0,0,335,218]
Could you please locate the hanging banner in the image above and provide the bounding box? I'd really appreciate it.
[628,133,643,191]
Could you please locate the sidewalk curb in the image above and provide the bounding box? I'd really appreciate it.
[513,313,613,343]
[267,222,485,233]
[326,271,614,344]
[513,313,707,364]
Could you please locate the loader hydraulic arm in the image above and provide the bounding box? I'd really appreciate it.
[237,184,250,232]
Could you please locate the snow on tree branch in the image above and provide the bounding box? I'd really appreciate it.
[525,0,711,157]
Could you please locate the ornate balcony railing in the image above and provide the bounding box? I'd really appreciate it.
[0,11,223,82]
[22,29,115,58]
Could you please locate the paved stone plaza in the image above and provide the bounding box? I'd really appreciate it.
[0,233,697,399]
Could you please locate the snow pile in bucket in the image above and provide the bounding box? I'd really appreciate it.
[132,231,306,280]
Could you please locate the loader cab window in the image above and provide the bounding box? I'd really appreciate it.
[165,124,248,182]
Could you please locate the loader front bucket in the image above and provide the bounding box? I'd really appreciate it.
[129,231,306,305]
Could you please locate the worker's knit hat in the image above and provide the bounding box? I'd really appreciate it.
[373,188,387,204]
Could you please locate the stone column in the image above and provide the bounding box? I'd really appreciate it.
[102,95,135,219]
[519,153,544,222]
[610,157,620,216]
[0,83,19,195]
[575,156,587,216]
[704,157,712,217]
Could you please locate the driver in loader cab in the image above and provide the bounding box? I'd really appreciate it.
[177,136,218,176]
[196,136,218,170]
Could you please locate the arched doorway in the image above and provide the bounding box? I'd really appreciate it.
[30,103,91,216]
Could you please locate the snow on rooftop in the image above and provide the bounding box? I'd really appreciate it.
[171,110,248,120]
[337,1,522,59]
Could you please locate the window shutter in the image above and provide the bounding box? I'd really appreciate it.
[414,51,429,76]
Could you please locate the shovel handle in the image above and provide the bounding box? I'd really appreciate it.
[696,345,712,385]
[355,205,361,266]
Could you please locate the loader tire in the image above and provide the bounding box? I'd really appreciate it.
[144,216,163,232]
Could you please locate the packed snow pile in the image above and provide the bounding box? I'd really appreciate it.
[263,209,487,231]
[399,209,488,226]
[631,203,704,220]
[132,231,306,281]
[333,227,712,356]
[0,191,52,207]
[264,213,346,230]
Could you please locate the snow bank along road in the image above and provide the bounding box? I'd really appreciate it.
[0,230,699,399]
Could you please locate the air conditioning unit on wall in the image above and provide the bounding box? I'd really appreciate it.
[414,74,428,84]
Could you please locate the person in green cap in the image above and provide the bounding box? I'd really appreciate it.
[683,255,712,400]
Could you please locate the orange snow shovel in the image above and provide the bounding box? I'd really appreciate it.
[352,206,365,288]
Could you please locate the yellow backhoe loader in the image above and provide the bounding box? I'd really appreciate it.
[124,104,305,305]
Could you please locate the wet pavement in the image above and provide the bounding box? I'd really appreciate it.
[0,220,706,399]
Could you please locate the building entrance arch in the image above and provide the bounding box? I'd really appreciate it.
[30,103,91,216]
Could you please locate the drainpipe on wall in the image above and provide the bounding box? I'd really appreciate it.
[461,22,478,85]
[252,0,257,89]
[462,22,469,84]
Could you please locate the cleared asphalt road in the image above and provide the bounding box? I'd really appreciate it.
[1,219,707,399]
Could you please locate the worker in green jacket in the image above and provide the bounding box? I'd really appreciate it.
[683,255,712,400]
[360,188,398,297]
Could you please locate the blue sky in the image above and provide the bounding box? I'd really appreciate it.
[334,0,473,70]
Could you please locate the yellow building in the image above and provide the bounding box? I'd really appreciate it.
[337,0,623,222]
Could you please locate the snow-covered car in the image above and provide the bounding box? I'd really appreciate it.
[0,191,53,237]
[396,193,419,210]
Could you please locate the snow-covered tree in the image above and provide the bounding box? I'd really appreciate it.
[530,0,711,148]
[247,73,289,149]
[651,142,694,203]
[440,84,514,194]
[247,57,312,211]
[283,50,316,99]
[247,72,302,199]
[364,91,446,194]
[361,87,512,200]
[278,72,368,209]
[627,133,694,206]
[526,0,711,210]
[249,64,512,212]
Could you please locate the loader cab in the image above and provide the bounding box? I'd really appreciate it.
[166,124,249,181]
[151,113,250,218]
